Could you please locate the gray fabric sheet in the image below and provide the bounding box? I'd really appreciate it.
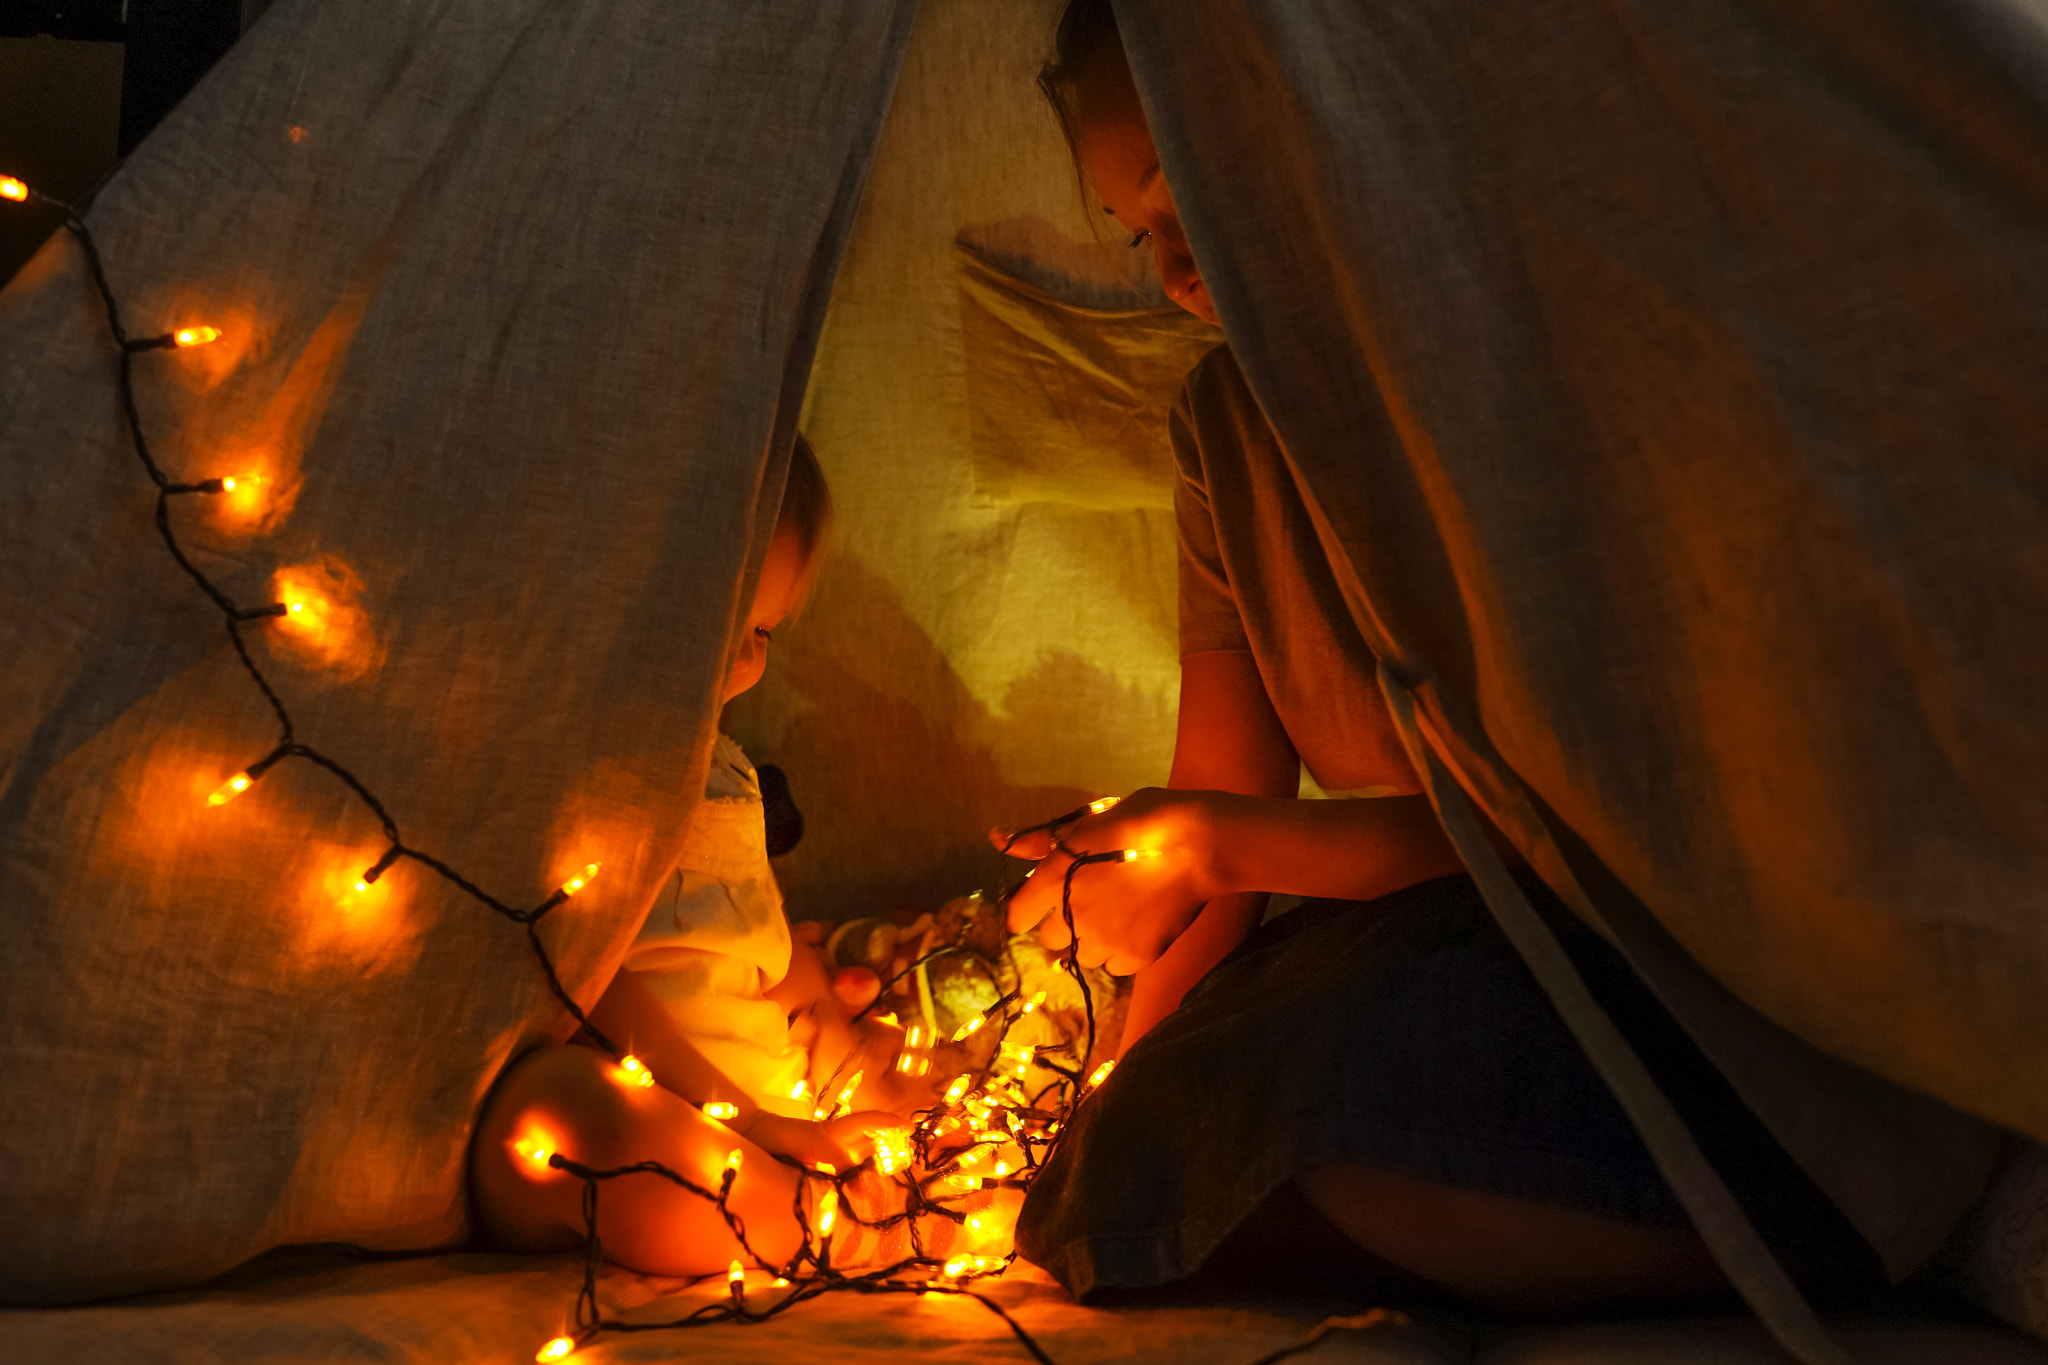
[1119,0,2044,1283]
[0,0,913,1305]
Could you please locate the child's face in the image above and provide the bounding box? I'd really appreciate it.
[1070,58,1218,327]
[723,524,807,702]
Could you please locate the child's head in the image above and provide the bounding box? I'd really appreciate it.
[725,434,832,701]
[1038,0,1217,326]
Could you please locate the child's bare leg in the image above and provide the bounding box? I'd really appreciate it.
[472,1045,813,1276]
[1296,1162,1725,1313]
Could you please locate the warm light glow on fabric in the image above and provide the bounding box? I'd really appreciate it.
[268,558,380,678]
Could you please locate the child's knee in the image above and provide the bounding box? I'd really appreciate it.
[471,1045,627,1249]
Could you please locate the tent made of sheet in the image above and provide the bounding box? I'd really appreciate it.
[2,1,2045,1360]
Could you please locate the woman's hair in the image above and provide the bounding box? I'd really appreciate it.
[1037,0,1125,187]
[777,432,832,613]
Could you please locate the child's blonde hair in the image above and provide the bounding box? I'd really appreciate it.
[777,433,832,615]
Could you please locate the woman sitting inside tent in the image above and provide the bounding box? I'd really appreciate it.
[999,0,1890,1315]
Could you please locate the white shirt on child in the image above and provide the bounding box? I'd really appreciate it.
[625,734,811,1116]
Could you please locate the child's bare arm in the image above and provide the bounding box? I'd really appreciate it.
[586,967,765,1122]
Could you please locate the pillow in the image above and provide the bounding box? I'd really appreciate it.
[955,242,1221,511]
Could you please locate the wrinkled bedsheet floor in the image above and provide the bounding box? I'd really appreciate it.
[6,1249,2043,1364]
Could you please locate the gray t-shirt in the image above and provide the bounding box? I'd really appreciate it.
[1172,345,1417,798]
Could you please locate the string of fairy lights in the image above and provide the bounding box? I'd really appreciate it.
[6,170,1397,1365]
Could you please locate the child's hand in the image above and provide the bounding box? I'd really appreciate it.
[737,1110,898,1171]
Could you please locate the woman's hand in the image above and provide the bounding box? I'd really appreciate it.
[992,787,1233,976]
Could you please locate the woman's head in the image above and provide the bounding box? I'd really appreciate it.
[725,434,832,701]
[1040,0,1217,325]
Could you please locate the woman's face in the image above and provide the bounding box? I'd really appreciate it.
[1069,59,1219,327]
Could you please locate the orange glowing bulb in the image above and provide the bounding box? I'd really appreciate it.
[944,1256,968,1278]
[1088,1060,1117,1087]
[207,771,253,806]
[815,1161,836,1175]
[725,1149,743,1173]
[817,1203,835,1236]
[1088,796,1120,814]
[173,325,220,347]
[0,176,26,202]
[536,1337,574,1362]
[558,862,600,897]
[727,1259,744,1286]
[617,1055,654,1088]
[704,1101,738,1120]
[789,1080,809,1102]
[353,879,371,894]
[772,1277,790,1288]
[528,1146,550,1165]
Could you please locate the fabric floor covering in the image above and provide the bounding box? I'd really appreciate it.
[4,1249,2042,1365]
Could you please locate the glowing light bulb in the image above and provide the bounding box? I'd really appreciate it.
[617,1055,654,1088]
[952,1015,984,1042]
[1088,796,1120,814]
[772,1277,790,1288]
[1088,1060,1117,1087]
[904,1025,923,1048]
[558,862,600,898]
[1121,848,1161,862]
[207,771,253,806]
[725,1149,743,1174]
[353,879,371,894]
[704,1101,738,1120]
[944,1257,968,1277]
[817,1203,836,1236]
[832,1071,863,1116]
[173,325,220,348]
[1022,991,1046,1013]
[993,1161,1010,1177]
[968,1215,985,1233]
[815,1161,836,1175]
[527,1145,551,1166]
[945,1076,971,1103]
[727,1259,744,1287]
[0,177,27,203]
[536,1337,575,1362]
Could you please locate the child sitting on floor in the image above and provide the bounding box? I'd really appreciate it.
[471,436,932,1276]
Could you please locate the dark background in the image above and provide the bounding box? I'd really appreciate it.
[1,0,270,285]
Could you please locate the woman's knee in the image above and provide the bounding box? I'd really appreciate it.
[1296,1163,1724,1313]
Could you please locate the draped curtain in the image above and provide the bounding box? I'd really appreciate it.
[1121,0,2047,1293]
[0,0,914,1304]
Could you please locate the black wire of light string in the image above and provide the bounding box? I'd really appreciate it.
[45,183,620,1055]
[26,179,1403,1365]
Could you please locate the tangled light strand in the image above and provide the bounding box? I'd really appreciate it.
[11,176,1404,1365]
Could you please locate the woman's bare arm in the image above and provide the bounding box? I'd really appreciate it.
[1119,651,1299,1053]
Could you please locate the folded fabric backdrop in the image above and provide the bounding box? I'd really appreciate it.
[0,0,913,1305]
